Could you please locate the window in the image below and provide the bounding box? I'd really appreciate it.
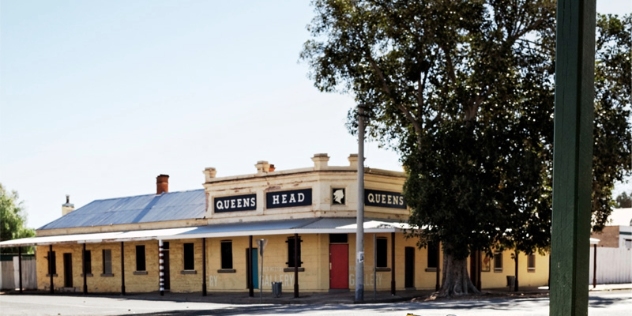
[102,249,112,275]
[376,237,388,268]
[493,252,503,271]
[47,251,57,275]
[221,241,233,269]
[84,250,92,274]
[183,243,194,270]
[527,254,536,272]
[329,234,348,243]
[286,236,302,268]
[427,242,439,269]
[136,245,146,271]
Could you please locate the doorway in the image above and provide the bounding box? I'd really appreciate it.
[63,253,73,288]
[329,244,348,289]
[163,242,170,290]
[405,247,415,288]
[246,248,259,289]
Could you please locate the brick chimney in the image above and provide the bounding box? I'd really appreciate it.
[255,161,270,174]
[61,195,74,216]
[156,174,169,194]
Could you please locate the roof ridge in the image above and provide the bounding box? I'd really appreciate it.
[88,188,205,203]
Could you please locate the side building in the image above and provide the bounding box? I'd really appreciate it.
[0,153,550,294]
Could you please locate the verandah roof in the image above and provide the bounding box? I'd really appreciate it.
[0,218,410,248]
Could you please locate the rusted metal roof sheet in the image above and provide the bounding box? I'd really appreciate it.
[38,189,205,230]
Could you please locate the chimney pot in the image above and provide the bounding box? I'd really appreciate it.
[62,195,75,216]
[157,174,169,194]
[269,164,276,172]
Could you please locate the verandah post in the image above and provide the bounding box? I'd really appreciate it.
[550,0,596,315]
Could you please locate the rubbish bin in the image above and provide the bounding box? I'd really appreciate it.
[272,282,282,297]
[506,276,516,288]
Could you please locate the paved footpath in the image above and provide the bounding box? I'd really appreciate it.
[0,285,630,316]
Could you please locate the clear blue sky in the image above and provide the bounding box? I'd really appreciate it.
[1,0,630,229]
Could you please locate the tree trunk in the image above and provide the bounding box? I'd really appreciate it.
[438,252,481,297]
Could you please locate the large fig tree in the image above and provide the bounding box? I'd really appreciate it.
[301,0,631,297]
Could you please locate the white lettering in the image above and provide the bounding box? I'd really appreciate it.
[387,195,392,204]
[273,195,279,204]
[381,194,386,203]
[399,196,404,205]
[231,199,236,208]
[282,194,287,203]
[298,193,305,202]
[216,200,224,210]
[289,194,296,203]
[237,199,242,208]
[223,200,230,209]
[251,197,256,206]
[368,193,375,203]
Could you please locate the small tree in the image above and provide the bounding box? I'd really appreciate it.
[0,183,35,254]
[615,191,632,208]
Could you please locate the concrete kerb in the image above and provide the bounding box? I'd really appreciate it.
[1,284,630,305]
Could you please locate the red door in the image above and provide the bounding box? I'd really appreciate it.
[330,244,349,289]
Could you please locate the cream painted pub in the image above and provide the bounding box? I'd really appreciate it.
[0,154,550,295]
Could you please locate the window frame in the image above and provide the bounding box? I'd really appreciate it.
[83,250,92,275]
[136,245,146,272]
[427,242,439,269]
[47,251,57,276]
[376,237,388,268]
[527,253,536,272]
[286,236,302,268]
[220,240,233,270]
[183,243,195,271]
[102,249,113,275]
[493,252,503,272]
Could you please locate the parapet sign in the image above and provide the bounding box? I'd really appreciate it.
[214,194,257,213]
[266,188,312,209]
[364,189,406,209]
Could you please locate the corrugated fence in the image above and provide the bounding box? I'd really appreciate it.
[0,256,37,290]
[589,246,632,284]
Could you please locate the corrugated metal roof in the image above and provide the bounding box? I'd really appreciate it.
[38,189,205,230]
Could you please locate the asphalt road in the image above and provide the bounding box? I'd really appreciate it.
[0,291,630,316]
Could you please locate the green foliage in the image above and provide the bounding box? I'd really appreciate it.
[302,0,631,295]
[0,183,35,254]
[615,191,632,208]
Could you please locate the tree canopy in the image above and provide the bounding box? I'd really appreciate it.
[302,0,631,296]
[0,183,35,253]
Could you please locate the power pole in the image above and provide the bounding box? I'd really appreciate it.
[355,105,365,302]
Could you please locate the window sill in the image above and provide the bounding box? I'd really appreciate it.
[425,268,437,272]
[375,267,391,272]
[181,270,197,275]
[217,269,236,273]
[494,269,503,273]
[100,273,115,277]
[283,267,305,272]
[133,271,148,275]
[46,274,58,277]
[80,273,93,277]
[527,269,536,273]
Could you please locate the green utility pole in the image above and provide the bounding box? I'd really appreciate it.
[551,1,596,316]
